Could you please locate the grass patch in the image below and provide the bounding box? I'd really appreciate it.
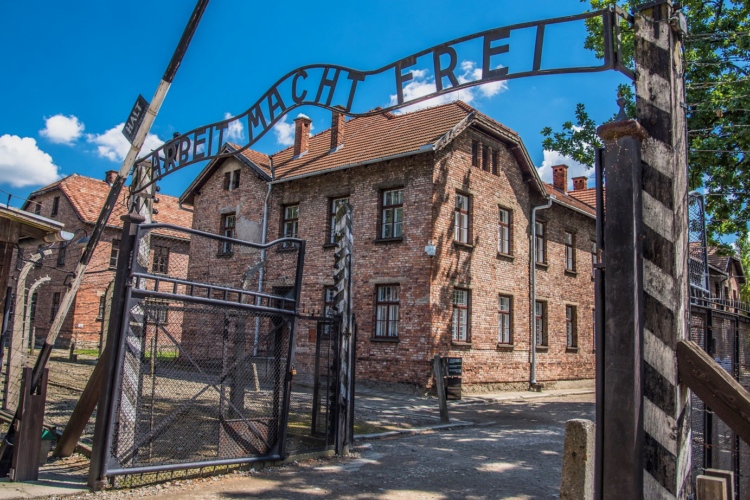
[73,349,100,357]
[143,350,180,362]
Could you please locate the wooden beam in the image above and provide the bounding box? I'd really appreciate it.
[52,347,107,457]
[676,340,750,446]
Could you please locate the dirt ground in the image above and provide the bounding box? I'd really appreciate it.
[64,394,594,500]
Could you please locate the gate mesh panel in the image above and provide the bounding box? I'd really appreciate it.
[105,224,303,475]
[109,299,292,470]
[689,310,707,475]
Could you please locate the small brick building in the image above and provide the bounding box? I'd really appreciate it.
[180,101,599,390]
[21,172,192,349]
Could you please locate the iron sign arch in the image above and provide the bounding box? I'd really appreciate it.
[131,7,633,194]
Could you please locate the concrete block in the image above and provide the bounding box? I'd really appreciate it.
[559,418,595,500]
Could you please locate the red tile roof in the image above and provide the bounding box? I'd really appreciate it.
[544,184,596,217]
[270,101,479,180]
[182,101,548,204]
[28,174,192,237]
[569,187,600,208]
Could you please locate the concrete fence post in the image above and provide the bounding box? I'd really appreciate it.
[560,419,595,499]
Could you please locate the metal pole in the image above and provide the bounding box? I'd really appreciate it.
[529,197,553,387]
[88,214,144,489]
[0,0,211,477]
[593,147,606,500]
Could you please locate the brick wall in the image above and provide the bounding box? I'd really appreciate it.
[19,186,190,349]
[185,125,596,390]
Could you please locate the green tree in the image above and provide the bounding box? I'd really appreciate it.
[737,235,750,302]
[542,0,750,242]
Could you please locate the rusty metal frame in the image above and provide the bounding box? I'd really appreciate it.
[131,8,633,194]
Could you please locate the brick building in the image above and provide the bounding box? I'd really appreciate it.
[180,101,598,390]
[21,172,192,349]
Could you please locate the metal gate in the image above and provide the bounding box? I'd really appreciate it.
[91,219,305,479]
[688,193,750,498]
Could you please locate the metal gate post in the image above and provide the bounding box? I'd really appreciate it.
[596,103,648,499]
[88,213,144,490]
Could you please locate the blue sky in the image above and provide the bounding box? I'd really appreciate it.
[0,0,630,205]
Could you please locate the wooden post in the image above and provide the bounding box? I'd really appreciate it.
[634,2,691,498]
[433,355,449,424]
[9,368,48,482]
[52,347,108,457]
[596,106,648,499]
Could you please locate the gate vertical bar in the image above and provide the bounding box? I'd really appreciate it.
[596,103,648,499]
[593,146,605,499]
[633,2,692,498]
[88,213,144,490]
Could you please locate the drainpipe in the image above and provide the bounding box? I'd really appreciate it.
[254,158,274,356]
[530,195,555,387]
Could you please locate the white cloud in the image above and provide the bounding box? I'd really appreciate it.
[224,112,245,142]
[0,134,62,188]
[86,123,164,162]
[40,114,84,144]
[537,150,592,189]
[273,114,314,147]
[388,60,509,114]
[273,117,295,147]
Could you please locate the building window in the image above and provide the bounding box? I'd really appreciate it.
[454,193,471,244]
[498,295,512,344]
[452,288,470,342]
[50,292,61,323]
[565,231,576,272]
[482,145,490,172]
[97,295,106,320]
[498,208,512,255]
[29,292,38,322]
[375,285,400,338]
[153,245,170,274]
[223,170,240,190]
[51,196,59,217]
[471,140,479,167]
[535,300,547,346]
[491,150,498,175]
[381,189,404,239]
[109,239,120,269]
[535,221,546,264]
[320,286,336,337]
[566,305,578,348]
[591,240,597,278]
[57,245,66,267]
[218,213,236,255]
[329,197,349,244]
[33,202,41,215]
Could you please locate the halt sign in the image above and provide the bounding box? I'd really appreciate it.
[121,95,149,145]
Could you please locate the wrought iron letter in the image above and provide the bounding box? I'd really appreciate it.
[192,127,208,161]
[267,87,287,122]
[344,71,365,112]
[482,28,510,79]
[395,56,417,105]
[433,45,459,92]
[292,69,308,104]
[315,67,341,107]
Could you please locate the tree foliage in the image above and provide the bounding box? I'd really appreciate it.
[542,0,750,242]
[736,235,750,302]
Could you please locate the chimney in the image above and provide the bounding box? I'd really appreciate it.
[572,176,588,191]
[293,114,312,157]
[105,170,118,185]
[552,164,568,193]
[330,107,345,151]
